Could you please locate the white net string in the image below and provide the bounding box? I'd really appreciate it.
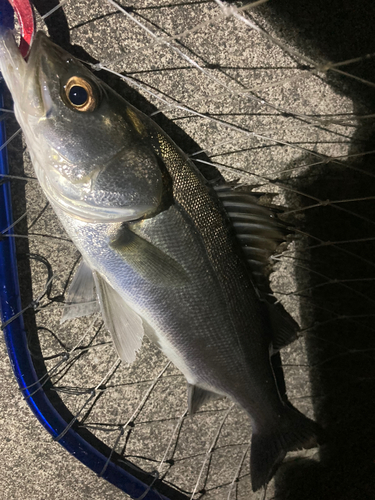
[1,1,375,499]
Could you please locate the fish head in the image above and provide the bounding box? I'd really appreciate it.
[0,29,164,223]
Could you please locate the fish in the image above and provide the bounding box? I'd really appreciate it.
[0,29,323,491]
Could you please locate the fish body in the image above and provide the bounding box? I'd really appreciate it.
[0,29,322,490]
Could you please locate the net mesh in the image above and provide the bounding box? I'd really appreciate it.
[1,1,375,499]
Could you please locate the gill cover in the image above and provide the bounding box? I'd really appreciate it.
[1,30,164,223]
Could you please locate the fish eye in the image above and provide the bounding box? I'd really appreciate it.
[64,76,97,112]
[69,85,88,105]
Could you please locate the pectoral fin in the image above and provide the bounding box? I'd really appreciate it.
[61,260,100,323]
[93,272,144,364]
[110,226,189,287]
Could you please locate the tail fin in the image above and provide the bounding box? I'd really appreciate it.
[250,406,323,491]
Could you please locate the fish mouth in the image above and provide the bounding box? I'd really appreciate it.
[0,27,27,98]
[0,29,58,118]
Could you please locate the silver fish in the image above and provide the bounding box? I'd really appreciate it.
[0,29,322,490]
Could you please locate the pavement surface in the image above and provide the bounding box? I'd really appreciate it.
[1,1,375,499]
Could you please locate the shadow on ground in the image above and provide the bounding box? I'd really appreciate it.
[258,1,375,498]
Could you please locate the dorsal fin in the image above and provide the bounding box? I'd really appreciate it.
[215,182,299,350]
[266,301,299,351]
[214,183,290,293]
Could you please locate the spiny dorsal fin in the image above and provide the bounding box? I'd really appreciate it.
[215,182,298,350]
[61,260,100,323]
[214,183,290,293]
[93,272,144,364]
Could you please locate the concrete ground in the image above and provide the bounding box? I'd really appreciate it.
[1,1,375,499]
